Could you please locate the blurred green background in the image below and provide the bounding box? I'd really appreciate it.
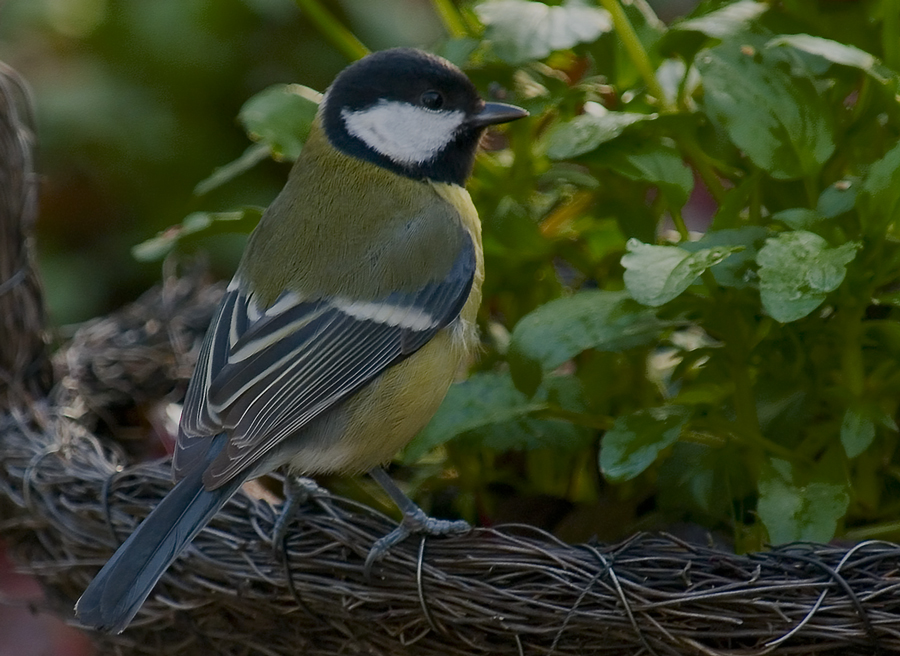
[0,0,453,325]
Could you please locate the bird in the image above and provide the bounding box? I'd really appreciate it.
[75,47,527,633]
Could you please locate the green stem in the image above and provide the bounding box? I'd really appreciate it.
[884,0,900,71]
[721,313,763,445]
[432,0,468,38]
[731,355,761,438]
[803,176,818,209]
[677,137,726,204]
[293,0,369,61]
[701,269,719,297]
[744,431,798,461]
[702,418,799,460]
[598,0,670,110]
[675,55,694,113]
[671,206,690,241]
[850,75,872,126]
[681,430,727,448]
[749,176,762,224]
[840,293,866,398]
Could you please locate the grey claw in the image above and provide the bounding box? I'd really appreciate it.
[364,507,470,577]
[272,476,323,553]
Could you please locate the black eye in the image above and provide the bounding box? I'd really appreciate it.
[420,90,443,109]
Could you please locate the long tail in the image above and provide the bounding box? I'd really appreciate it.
[75,435,246,634]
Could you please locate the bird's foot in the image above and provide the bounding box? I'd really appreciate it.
[363,505,470,577]
[271,475,325,553]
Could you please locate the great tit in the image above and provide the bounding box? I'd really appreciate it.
[75,47,527,633]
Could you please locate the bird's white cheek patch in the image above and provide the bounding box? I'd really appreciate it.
[341,100,465,166]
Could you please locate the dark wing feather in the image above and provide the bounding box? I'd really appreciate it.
[174,288,242,478]
[176,233,476,488]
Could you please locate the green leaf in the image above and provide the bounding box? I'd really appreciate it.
[508,290,667,395]
[476,0,612,65]
[689,226,768,289]
[131,208,263,262]
[771,208,824,231]
[622,239,739,306]
[757,458,849,543]
[657,442,740,516]
[756,231,860,322]
[710,170,762,230]
[600,405,690,482]
[404,372,545,462]
[239,83,321,161]
[697,41,835,180]
[841,407,875,459]
[817,181,857,219]
[858,142,900,233]
[840,404,898,459]
[538,163,601,189]
[766,34,893,84]
[672,0,768,40]
[434,37,481,67]
[601,142,694,209]
[475,375,593,452]
[194,143,271,196]
[662,0,768,59]
[403,372,591,462]
[545,111,653,160]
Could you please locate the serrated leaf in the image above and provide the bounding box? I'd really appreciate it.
[756,231,860,322]
[476,0,612,65]
[841,407,875,459]
[239,83,321,161]
[697,41,835,180]
[600,405,690,482]
[622,239,738,306]
[766,34,893,84]
[545,111,653,159]
[131,208,263,262]
[757,458,849,543]
[508,290,667,395]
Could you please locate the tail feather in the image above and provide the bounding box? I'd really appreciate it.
[76,436,245,634]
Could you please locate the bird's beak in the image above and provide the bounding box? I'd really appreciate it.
[468,102,529,128]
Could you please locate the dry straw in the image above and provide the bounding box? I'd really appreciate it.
[2,62,899,656]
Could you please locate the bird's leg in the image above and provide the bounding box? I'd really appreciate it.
[271,475,325,553]
[364,467,470,575]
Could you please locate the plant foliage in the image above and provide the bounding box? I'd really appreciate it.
[138,0,900,551]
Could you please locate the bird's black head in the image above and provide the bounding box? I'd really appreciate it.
[321,48,527,186]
